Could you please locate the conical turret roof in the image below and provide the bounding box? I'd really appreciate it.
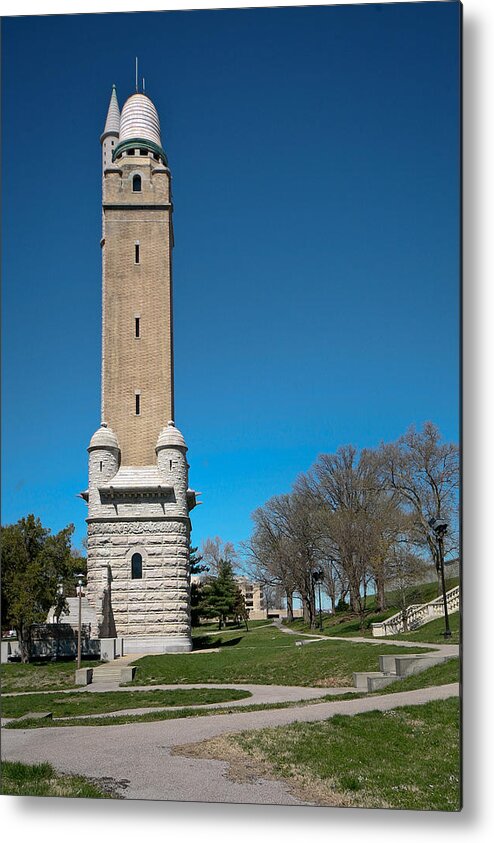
[102,84,120,136]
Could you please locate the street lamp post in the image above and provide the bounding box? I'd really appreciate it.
[75,574,85,669]
[312,570,324,631]
[54,580,64,662]
[428,518,452,639]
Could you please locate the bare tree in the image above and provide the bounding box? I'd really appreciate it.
[379,422,459,593]
[299,445,408,619]
[245,497,298,623]
[386,546,430,630]
[200,536,238,576]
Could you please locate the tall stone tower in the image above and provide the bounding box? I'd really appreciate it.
[82,84,197,654]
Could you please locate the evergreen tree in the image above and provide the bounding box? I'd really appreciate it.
[189,545,208,627]
[233,589,249,631]
[199,560,241,630]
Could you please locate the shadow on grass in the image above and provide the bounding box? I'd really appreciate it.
[192,635,244,651]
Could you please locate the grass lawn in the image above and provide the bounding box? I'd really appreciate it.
[1,760,113,798]
[4,658,459,730]
[322,657,460,701]
[184,697,460,811]
[385,612,460,644]
[2,687,250,720]
[195,619,270,633]
[1,659,101,694]
[130,625,430,687]
[286,577,460,640]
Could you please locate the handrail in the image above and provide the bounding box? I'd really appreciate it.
[371,586,460,637]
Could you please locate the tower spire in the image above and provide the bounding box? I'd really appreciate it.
[102,84,120,137]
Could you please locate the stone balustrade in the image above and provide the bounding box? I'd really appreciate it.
[371,586,460,637]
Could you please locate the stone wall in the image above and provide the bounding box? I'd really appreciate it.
[87,519,191,638]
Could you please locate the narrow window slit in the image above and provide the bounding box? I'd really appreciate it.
[135,317,140,338]
[135,393,141,415]
[131,553,142,579]
[135,243,140,264]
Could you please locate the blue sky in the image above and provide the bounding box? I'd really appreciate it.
[1,2,461,553]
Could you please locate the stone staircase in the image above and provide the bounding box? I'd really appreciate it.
[90,655,137,685]
[371,586,460,637]
[353,652,454,693]
[47,597,99,635]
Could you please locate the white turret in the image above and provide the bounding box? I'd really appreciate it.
[156,421,189,517]
[87,423,120,513]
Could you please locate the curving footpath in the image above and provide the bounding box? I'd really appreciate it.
[2,681,459,804]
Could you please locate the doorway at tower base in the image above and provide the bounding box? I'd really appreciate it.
[121,635,193,654]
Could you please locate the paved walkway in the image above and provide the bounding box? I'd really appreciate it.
[1,683,353,724]
[2,682,458,804]
[275,620,459,658]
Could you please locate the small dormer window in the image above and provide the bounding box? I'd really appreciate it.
[132,174,141,192]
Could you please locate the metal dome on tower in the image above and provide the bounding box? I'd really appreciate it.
[112,63,167,164]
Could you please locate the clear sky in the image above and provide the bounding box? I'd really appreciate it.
[1,2,461,553]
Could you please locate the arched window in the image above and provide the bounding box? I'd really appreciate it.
[131,552,143,579]
[132,174,142,192]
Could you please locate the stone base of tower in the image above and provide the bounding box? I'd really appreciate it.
[122,635,192,654]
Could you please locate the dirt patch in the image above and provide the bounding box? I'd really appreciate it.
[312,675,351,688]
[173,735,388,808]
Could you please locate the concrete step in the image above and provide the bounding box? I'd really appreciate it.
[352,671,385,691]
[354,652,455,692]
[367,674,400,692]
[394,654,450,677]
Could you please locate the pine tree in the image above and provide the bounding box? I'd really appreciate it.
[199,560,240,630]
[189,545,208,627]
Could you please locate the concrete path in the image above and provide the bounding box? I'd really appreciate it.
[2,682,459,804]
[1,683,353,725]
[274,620,459,658]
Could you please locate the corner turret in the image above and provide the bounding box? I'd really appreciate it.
[101,84,120,175]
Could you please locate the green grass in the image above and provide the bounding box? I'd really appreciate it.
[0,660,101,694]
[228,697,460,811]
[1,760,114,798]
[4,700,306,729]
[2,687,250,720]
[286,577,460,640]
[322,657,460,702]
[194,619,270,633]
[130,624,430,687]
[5,658,459,730]
[386,612,460,644]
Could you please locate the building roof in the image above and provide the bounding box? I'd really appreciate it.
[99,465,173,496]
[88,424,119,450]
[119,93,161,147]
[156,421,187,450]
[102,84,120,137]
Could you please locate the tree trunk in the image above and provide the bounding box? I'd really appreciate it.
[348,581,361,614]
[285,591,294,623]
[376,573,386,612]
[18,625,30,663]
